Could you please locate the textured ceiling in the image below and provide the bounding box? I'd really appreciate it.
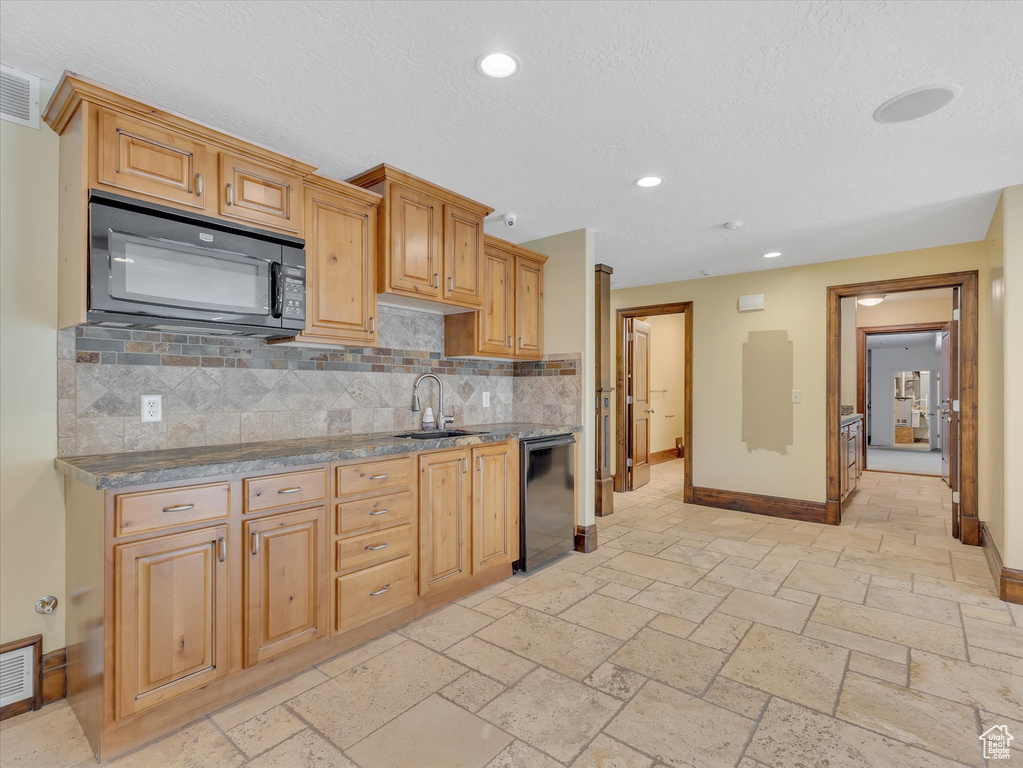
[1,0,1021,288]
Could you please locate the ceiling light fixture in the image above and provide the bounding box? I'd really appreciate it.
[762,251,781,258]
[857,295,886,306]
[723,221,743,230]
[873,84,961,123]
[476,52,519,78]
[635,176,663,188]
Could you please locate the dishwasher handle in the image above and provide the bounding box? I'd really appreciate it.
[522,434,577,452]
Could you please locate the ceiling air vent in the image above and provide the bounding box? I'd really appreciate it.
[0,644,35,707]
[0,65,40,129]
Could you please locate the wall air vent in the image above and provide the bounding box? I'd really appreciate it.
[0,644,35,708]
[0,65,40,129]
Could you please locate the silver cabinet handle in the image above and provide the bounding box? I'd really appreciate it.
[226,182,234,205]
[195,173,203,197]
[217,537,226,563]
[519,337,524,347]
[365,542,388,551]
[506,335,512,347]
[433,273,439,288]
[447,276,453,292]
[369,508,389,516]
[251,531,259,556]
[369,584,390,596]
[369,473,388,480]
[369,316,376,333]
[460,457,468,474]
[278,486,302,495]
[477,456,482,472]
[162,504,194,513]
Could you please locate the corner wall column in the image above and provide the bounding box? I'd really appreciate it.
[594,264,614,516]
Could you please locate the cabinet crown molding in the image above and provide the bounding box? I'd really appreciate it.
[348,163,494,217]
[43,70,316,177]
[483,234,549,264]
[305,174,384,206]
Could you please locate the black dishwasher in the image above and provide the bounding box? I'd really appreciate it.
[518,434,576,572]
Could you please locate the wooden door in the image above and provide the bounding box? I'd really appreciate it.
[97,109,208,210]
[114,526,228,718]
[302,186,377,343]
[219,153,302,234]
[940,324,952,487]
[388,184,442,298]
[515,256,543,358]
[479,246,514,355]
[472,444,518,574]
[628,319,652,489]
[443,204,483,308]
[418,449,471,595]
[243,507,325,667]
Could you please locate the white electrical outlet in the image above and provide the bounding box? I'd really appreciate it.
[482,392,491,408]
[141,395,162,423]
[791,390,802,404]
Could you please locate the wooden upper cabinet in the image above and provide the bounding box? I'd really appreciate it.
[219,153,303,235]
[114,525,228,719]
[515,255,544,359]
[243,507,326,667]
[443,204,483,308]
[472,443,519,574]
[96,109,208,210]
[347,165,493,308]
[479,244,514,355]
[281,178,381,345]
[418,448,471,596]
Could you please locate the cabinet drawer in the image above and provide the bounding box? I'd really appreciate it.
[244,469,326,513]
[337,491,413,534]
[115,482,230,537]
[219,153,302,234]
[336,523,413,573]
[336,457,413,497]
[335,555,415,632]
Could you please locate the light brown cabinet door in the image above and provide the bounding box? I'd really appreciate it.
[443,204,483,308]
[243,507,326,667]
[302,186,377,343]
[219,153,302,234]
[114,525,228,719]
[479,246,514,356]
[515,256,543,358]
[388,184,442,298]
[472,444,519,574]
[418,449,471,596]
[97,109,207,210]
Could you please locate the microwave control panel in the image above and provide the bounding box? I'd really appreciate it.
[283,266,305,320]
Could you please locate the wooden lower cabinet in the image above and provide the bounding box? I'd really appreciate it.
[840,416,865,501]
[114,525,229,719]
[418,449,472,595]
[335,555,415,632]
[472,444,519,574]
[243,507,326,667]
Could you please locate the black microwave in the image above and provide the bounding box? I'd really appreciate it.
[87,191,305,338]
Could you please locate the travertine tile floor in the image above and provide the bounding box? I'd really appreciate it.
[3,461,1021,767]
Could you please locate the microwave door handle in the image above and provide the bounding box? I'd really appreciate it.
[270,261,284,319]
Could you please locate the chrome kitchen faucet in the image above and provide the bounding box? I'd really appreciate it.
[411,373,455,427]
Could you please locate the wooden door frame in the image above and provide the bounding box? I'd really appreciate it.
[856,322,949,468]
[615,302,693,501]
[827,271,978,542]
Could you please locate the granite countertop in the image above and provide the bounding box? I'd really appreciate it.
[840,413,864,426]
[55,423,581,490]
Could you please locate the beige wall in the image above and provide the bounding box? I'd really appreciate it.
[855,296,952,326]
[610,239,1002,516]
[982,195,1006,560]
[523,229,596,528]
[840,298,856,407]
[0,81,66,652]
[645,313,686,453]
[1001,186,1023,570]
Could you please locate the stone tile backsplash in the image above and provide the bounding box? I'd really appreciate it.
[58,305,580,456]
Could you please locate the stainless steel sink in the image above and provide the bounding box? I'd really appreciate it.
[394,429,484,440]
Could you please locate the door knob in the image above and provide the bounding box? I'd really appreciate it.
[645,408,655,413]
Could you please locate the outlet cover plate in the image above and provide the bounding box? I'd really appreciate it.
[482,392,491,408]
[141,395,162,423]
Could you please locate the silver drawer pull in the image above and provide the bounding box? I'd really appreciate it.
[369,474,388,480]
[226,182,234,205]
[369,585,390,597]
[162,504,194,513]
[251,531,259,556]
[195,173,203,197]
[277,487,302,495]
[365,542,388,551]
[369,508,389,516]
[217,536,226,563]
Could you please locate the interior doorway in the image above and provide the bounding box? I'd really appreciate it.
[827,272,978,543]
[615,302,693,500]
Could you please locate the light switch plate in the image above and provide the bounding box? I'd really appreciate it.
[482,392,491,408]
[141,395,162,422]
[791,390,802,404]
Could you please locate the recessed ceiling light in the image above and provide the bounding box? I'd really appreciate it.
[763,251,781,258]
[635,176,662,188]
[873,84,961,123]
[857,295,885,306]
[476,52,519,78]
[723,221,743,230]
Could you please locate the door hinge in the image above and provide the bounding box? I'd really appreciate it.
[952,491,961,504]
[627,332,634,341]
[953,308,961,321]
[952,399,960,412]
[627,458,633,467]
[627,395,634,405]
